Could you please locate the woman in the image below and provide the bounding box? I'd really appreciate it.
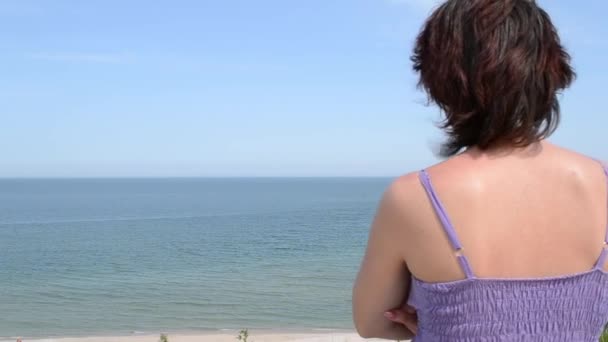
[352,0,608,341]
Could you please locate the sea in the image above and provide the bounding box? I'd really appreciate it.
[0,177,391,339]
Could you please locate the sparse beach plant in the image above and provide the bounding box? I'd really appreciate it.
[601,325,608,342]
[237,328,249,342]
[159,333,169,342]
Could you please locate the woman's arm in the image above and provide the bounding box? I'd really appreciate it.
[352,180,415,340]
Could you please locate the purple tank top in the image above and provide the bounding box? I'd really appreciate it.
[407,164,608,341]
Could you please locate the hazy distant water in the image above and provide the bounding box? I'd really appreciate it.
[0,178,390,338]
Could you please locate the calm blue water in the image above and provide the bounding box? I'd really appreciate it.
[0,178,390,338]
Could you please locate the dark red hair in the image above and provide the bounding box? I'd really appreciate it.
[412,0,575,156]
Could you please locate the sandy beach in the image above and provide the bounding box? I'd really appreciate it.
[1,331,395,342]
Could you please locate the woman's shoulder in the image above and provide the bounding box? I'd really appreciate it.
[543,143,606,188]
[384,142,606,216]
[383,156,480,208]
[427,142,603,189]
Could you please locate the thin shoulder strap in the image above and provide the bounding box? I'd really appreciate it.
[594,161,608,270]
[419,169,475,278]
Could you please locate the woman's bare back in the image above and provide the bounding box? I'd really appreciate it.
[401,141,608,283]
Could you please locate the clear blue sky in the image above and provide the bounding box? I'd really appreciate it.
[1,0,606,177]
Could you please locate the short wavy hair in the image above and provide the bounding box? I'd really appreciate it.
[412,0,575,156]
